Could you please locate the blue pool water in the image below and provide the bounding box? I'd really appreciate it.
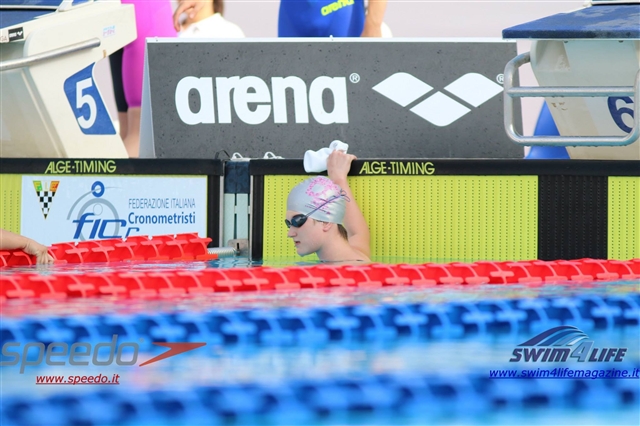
[1,258,639,425]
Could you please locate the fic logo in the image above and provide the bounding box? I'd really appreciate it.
[68,181,140,241]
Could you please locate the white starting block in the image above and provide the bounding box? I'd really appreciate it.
[502,0,640,160]
[0,0,136,157]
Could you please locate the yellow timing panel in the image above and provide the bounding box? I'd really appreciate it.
[0,174,22,233]
[351,175,537,262]
[262,175,538,262]
[263,176,316,261]
[609,177,640,260]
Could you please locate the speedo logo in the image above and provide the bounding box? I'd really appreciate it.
[1,335,206,373]
[373,72,503,127]
[175,76,348,125]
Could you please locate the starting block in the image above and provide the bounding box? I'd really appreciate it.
[0,0,136,157]
[503,1,640,160]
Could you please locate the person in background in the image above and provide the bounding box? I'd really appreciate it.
[177,0,245,38]
[279,0,388,37]
[0,229,54,265]
[108,48,129,143]
[285,150,370,263]
[110,0,176,158]
[173,0,388,38]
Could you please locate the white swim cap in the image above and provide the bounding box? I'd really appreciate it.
[287,176,348,224]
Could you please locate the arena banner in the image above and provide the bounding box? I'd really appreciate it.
[142,39,522,159]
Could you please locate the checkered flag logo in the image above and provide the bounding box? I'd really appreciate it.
[33,180,59,219]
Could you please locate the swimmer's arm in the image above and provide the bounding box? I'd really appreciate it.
[334,177,371,258]
[0,229,54,264]
[0,228,31,251]
[361,0,387,37]
[327,152,371,258]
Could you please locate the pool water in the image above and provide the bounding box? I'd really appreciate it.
[9,254,599,272]
[1,258,639,425]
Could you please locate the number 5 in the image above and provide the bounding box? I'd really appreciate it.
[76,77,97,129]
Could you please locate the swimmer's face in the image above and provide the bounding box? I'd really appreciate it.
[286,210,325,256]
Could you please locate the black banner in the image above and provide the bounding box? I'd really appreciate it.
[146,40,522,159]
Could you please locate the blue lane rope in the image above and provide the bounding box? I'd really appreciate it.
[2,295,638,349]
[2,367,638,426]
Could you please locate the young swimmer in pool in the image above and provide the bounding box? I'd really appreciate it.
[285,150,370,264]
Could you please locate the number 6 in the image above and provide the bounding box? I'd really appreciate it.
[76,77,97,129]
[607,97,634,134]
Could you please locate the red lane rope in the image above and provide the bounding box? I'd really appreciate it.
[0,233,217,266]
[1,256,638,301]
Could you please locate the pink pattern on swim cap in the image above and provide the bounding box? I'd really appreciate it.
[287,176,347,224]
[305,177,342,213]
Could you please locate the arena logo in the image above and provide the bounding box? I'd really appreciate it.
[1,335,206,374]
[8,27,24,42]
[373,72,503,127]
[509,326,627,363]
[175,75,349,125]
[321,0,354,16]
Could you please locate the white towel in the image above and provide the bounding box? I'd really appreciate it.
[303,140,349,173]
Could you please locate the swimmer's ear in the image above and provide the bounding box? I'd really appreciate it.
[322,222,334,232]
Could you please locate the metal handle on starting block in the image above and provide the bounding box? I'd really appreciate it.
[503,52,640,147]
[0,37,101,72]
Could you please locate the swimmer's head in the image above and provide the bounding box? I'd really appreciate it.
[287,176,349,224]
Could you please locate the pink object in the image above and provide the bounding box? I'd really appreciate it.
[121,0,176,108]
